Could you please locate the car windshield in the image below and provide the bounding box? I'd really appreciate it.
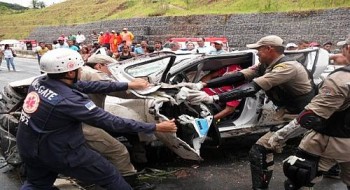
[125,54,201,78]
[125,57,171,77]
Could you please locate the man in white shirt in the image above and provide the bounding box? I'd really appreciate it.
[195,38,214,54]
[76,31,86,45]
[208,41,227,55]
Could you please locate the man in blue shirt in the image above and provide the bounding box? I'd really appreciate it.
[17,49,177,190]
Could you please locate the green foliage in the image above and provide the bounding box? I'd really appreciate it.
[0,0,349,39]
[0,2,28,10]
[0,2,28,15]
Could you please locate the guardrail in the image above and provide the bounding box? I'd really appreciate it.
[15,50,36,59]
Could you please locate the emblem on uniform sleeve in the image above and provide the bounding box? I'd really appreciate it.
[23,92,40,113]
[85,101,96,111]
[273,63,288,72]
[320,86,334,96]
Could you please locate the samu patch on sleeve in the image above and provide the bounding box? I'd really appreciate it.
[85,101,96,111]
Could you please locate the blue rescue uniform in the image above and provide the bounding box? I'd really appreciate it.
[17,76,156,190]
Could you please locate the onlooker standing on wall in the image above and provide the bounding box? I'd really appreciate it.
[90,31,99,45]
[2,44,16,72]
[103,31,111,50]
[120,28,134,46]
[76,31,86,45]
[109,30,120,53]
[98,31,104,46]
[68,34,76,42]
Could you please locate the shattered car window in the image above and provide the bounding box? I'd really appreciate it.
[125,57,171,77]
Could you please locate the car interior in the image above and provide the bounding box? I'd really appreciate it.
[166,53,255,128]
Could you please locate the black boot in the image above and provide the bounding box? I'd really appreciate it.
[249,145,273,190]
[323,164,340,179]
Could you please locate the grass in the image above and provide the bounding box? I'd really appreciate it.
[0,0,349,39]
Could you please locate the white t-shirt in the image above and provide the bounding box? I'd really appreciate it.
[195,46,215,54]
[76,34,86,44]
[3,49,14,58]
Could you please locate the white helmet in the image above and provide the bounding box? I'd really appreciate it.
[40,48,84,74]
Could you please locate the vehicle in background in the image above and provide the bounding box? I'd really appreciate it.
[20,40,38,51]
[164,37,230,51]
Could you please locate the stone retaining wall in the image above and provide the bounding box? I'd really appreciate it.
[28,8,350,49]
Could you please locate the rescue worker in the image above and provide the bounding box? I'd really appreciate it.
[80,54,143,177]
[17,48,177,190]
[186,35,315,190]
[283,37,350,190]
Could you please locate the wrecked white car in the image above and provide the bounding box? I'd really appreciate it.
[104,48,329,160]
[0,48,329,164]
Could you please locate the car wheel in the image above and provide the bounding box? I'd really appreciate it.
[0,85,25,113]
[0,114,19,135]
[2,85,24,104]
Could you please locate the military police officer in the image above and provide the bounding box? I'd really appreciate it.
[17,49,177,190]
[80,54,141,177]
[187,35,315,190]
[283,37,350,190]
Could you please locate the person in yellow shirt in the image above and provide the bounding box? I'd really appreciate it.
[36,42,49,64]
[120,28,134,46]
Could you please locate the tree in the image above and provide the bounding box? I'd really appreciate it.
[31,0,38,8]
[37,1,46,8]
[31,0,46,9]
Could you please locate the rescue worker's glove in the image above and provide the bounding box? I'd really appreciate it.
[128,78,150,90]
[268,119,307,153]
[181,82,204,91]
[186,90,217,105]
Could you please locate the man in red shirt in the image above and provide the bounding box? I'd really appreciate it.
[103,31,111,50]
[201,64,242,120]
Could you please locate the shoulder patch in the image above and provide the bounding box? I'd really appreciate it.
[273,63,288,71]
[85,101,96,111]
[23,92,40,113]
[319,86,334,96]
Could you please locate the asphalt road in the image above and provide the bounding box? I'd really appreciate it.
[0,57,347,190]
[0,57,40,91]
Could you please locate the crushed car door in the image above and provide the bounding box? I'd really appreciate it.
[108,53,209,160]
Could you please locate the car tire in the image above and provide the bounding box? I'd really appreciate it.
[2,85,24,105]
[0,85,25,113]
[0,114,19,135]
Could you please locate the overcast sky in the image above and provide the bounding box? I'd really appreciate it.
[0,0,66,7]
